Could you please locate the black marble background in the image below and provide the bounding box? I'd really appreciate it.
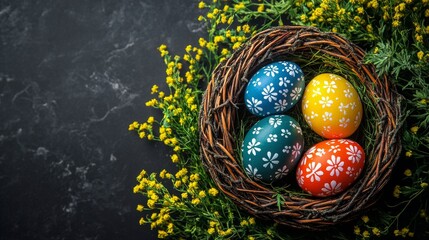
[0,1,204,239]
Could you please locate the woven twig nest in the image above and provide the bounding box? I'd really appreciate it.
[199,26,403,230]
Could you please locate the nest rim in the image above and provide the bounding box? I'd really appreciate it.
[199,25,403,230]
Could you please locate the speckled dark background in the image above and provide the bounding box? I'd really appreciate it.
[0,1,204,239]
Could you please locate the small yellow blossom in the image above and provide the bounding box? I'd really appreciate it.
[174,180,182,188]
[151,85,158,94]
[415,34,423,42]
[366,24,373,32]
[394,229,401,236]
[354,16,361,23]
[240,220,249,226]
[139,131,145,139]
[242,24,250,33]
[393,185,401,198]
[198,1,205,9]
[128,121,139,131]
[372,227,381,236]
[160,169,167,179]
[406,150,412,157]
[257,4,264,12]
[362,230,370,238]
[232,42,241,50]
[234,2,245,11]
[191,198,201,205]
[361,215,369,223]
[198,190,206,198]
[147,199,156,208]
[208,187,219,196]
[158,230,168,238]
[410,126,419,134]
[171,154,179,163]
[404,169,412,177]
[207,227,215,235]
[421,182,428,188]
[418,51,424,61]
[147,116,155,124]
[145,98,158,107]
[199,37,207,47]
[354,226,361,235]
[392,20,400,27]
[249,217,256,225]
[136,204,144,212]
[209,221,217,228]
[139,217,146,225]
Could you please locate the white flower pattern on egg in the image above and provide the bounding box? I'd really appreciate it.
[292,143,302,159]
[263,65,279,77]
[262,151,279,169]
[279,76,290,87]
[321,180,342,196]
[326,155,344,177]
[339,117,350,128]
[291,87,302,101]
[246,97,263,114]
[319,96,333,108]
[269,117,282,128]
[252,127,262,135]
[262,84,278,102]
[246,165,262,180]
[247,138,261,156]
[266,134,277,143]
[274,99,288,112]
[281,129,291,138]
[305,162,324,182]
[323,80,337,93]
[275,165,289,179]
[252,78,261,87]
[322,112,333,121]
[346,144,362,163]
[282,145,291,153]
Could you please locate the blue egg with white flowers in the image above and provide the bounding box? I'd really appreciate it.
[244,61,305,117]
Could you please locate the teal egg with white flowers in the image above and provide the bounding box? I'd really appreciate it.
[241,115,304,183]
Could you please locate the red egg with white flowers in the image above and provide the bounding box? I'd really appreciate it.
[296,139,365,197]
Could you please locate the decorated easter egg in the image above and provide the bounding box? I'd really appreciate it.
[245,61,305,117]
[241,115,304,183]
[296,139,365,197]
[301,73,363,139]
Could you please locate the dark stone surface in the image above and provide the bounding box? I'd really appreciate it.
[0,1,204,239]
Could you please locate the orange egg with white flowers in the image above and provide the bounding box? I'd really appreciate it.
[296,139,365,197]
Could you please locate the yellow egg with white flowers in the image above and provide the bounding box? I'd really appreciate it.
[301,73,363,139]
